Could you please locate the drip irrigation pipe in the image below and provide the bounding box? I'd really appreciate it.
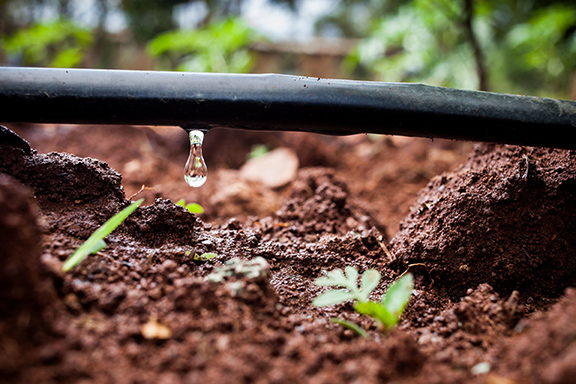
[1,66,575,149]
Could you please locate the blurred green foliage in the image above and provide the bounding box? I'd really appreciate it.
[147,17,261,72]
[1,18,93,67]
[121,0,189,42]
[341,0,576,97]
[499,4,576,96]
[345,0,478,89]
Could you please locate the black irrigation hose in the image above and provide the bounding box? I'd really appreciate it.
[1,66,575,149]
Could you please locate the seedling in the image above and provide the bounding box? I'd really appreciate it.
[185,251,218,261]
[176,199,204,214]
[248,144,270,159]
[62,199,144,272]
[313,266,413,333]
[206,257,270,283]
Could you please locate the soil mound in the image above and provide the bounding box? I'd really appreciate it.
[1,125,125,211]
[391,143,576,302]
[0,174,44,320]
[123,198,200,247]
[276,168,383,236]
[492,287,576,383]
[0,173,51,376]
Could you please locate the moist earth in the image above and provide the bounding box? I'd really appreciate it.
[1,124,576,383]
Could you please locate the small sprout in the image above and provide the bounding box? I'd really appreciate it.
[62,199,144,272]
[248,144,270,159]
[176,198,204,214]
[313,266,414,333]
[313,266,380,306]
[206,257,270,283]
[193,252,217,261]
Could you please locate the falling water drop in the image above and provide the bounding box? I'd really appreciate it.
[184,129,207,187]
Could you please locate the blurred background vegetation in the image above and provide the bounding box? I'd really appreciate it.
[0,0,574,98]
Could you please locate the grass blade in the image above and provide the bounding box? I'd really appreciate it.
[62,198,144,272]
[88,238,107,254]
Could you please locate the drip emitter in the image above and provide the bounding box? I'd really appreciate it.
[1,66,575,149]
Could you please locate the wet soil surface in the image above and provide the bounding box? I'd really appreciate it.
[1,123,576,383]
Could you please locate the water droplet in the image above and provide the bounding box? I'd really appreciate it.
[184,130,207,187]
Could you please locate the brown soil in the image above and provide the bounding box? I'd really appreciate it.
[1,123,576,383]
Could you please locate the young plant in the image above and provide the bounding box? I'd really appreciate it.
[62,199,144,272]
[313,267,414,332]
[184,251,218,261]
[176,199,204,214]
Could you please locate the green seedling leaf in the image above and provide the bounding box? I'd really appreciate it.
[176,199,204,214]
[248,144,270,159]
[331,318,369,339]
[314,268,349,287]
[62,198,144,272]
[193,252,218,261]
[344,266,359,287]
[354,301,396,329]
[313,266,414,334]
[185,203,204,214]
[381,273,414,321]
[313,289,356,307]
[359,269,381,302]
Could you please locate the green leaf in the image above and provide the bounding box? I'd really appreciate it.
[312,289,356,307]
[381,273,414,320]
[354,301,396,329]
[315,269,348,287]
[331,318,369,339]
[87,239,107,254]
[359,269,381,302]
[193,252,217,261]
[175,199,204,214]
[248,144,270,159]
[344,266,359,287]
[62,199,144,272]
[185,203,204,214]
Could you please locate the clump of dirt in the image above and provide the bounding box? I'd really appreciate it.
[491,287,576,384]
[391,143,576,304]
[0,173,54,378]
[0,126,125,209]
[415,284,524,368]
[123,198,200,247]
[275,168,383,237]
[2,124,576,384]
[0,173,45,321]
